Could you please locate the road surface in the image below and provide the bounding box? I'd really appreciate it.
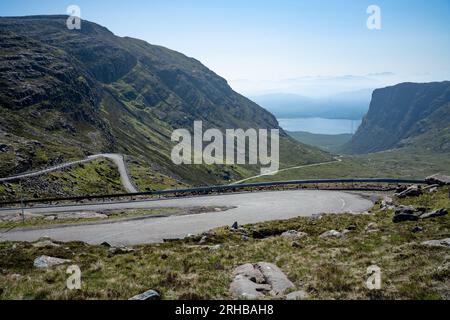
[0,153,138,193]
[0,190,372,245]
[230,157,343,185]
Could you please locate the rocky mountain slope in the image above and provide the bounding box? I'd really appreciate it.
[343,81,450,154]
[0,15,332,188]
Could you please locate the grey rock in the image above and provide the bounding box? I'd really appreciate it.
[198,236,207,244]
[208,244,222,252]
[291,241,302,248]
[129,289,160,300]
[281,230,308,239]
[256,262,295,295]
[393,213,419,223]
[108,246,135,255]
[241,235,249,241]
[233,263,265,283]
[421,238,450,248]
[365,222,378,232]
[32,240,60,248]
[229,275,270,299]
[286,290,310,300]
[346,224,357,231]
[411,226,423,233]
[33,255,71,268]
[395,185,422,198]
[231,221,239,230]
[319,230,343,238]
[425,174,450,186]
[420,208,448,220]
[392,205,422,223]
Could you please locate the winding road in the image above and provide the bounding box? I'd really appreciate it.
[0,153,138,193]
[0,190,373,245]
[230,157,343,185]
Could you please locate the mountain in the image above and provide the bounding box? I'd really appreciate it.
[0,15,332,188]
[251,89,371,120]
[342,81,450,154]
[287,131,353,153]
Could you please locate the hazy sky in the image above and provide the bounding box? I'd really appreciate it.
[1,0,449,95]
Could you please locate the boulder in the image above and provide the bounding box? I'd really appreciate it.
[365,222,378,231]
[229,275,270,299]
[286,290,310,300]
[425,174,450,186]
[231,221,239,230]
[129,289,160,300]
[392,206,422,223]
[33,255,71,268]
[281,230,308,239]
[421,238,450,248]
[256,262,295,295]
[411,226,423,233]
[32,239,60,248]
[393,213,419,223]
[419,208,448,220]
[319,230,343,238]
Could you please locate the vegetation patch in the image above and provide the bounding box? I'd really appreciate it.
[0,187,449,300]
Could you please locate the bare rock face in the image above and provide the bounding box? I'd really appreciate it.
[230,262,297,299]
[425,174,450,186]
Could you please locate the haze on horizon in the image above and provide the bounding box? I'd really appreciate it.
[1,0,449,97]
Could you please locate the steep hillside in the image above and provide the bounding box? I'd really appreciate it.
[342,82,450,154]
[0,15,332,190]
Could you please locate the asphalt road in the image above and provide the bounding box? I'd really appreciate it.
[0,153,138,193]
[0,190,373,245]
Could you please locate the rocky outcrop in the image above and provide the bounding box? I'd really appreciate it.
[393,206,447,223]
[394,185,423,198]
[426,174,450,186]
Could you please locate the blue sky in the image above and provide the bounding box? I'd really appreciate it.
[1,0,449,95]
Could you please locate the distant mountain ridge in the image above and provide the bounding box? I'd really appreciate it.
[342,81,450,154]
[0,15,332,186]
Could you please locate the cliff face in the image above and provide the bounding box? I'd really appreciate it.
[343,81,450,154]
[0,15,331,184]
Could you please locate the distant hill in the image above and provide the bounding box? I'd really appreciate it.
[342,81,450,154]
[287,131,352,153]
[0,15,332,186]
[251,89,372,120]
